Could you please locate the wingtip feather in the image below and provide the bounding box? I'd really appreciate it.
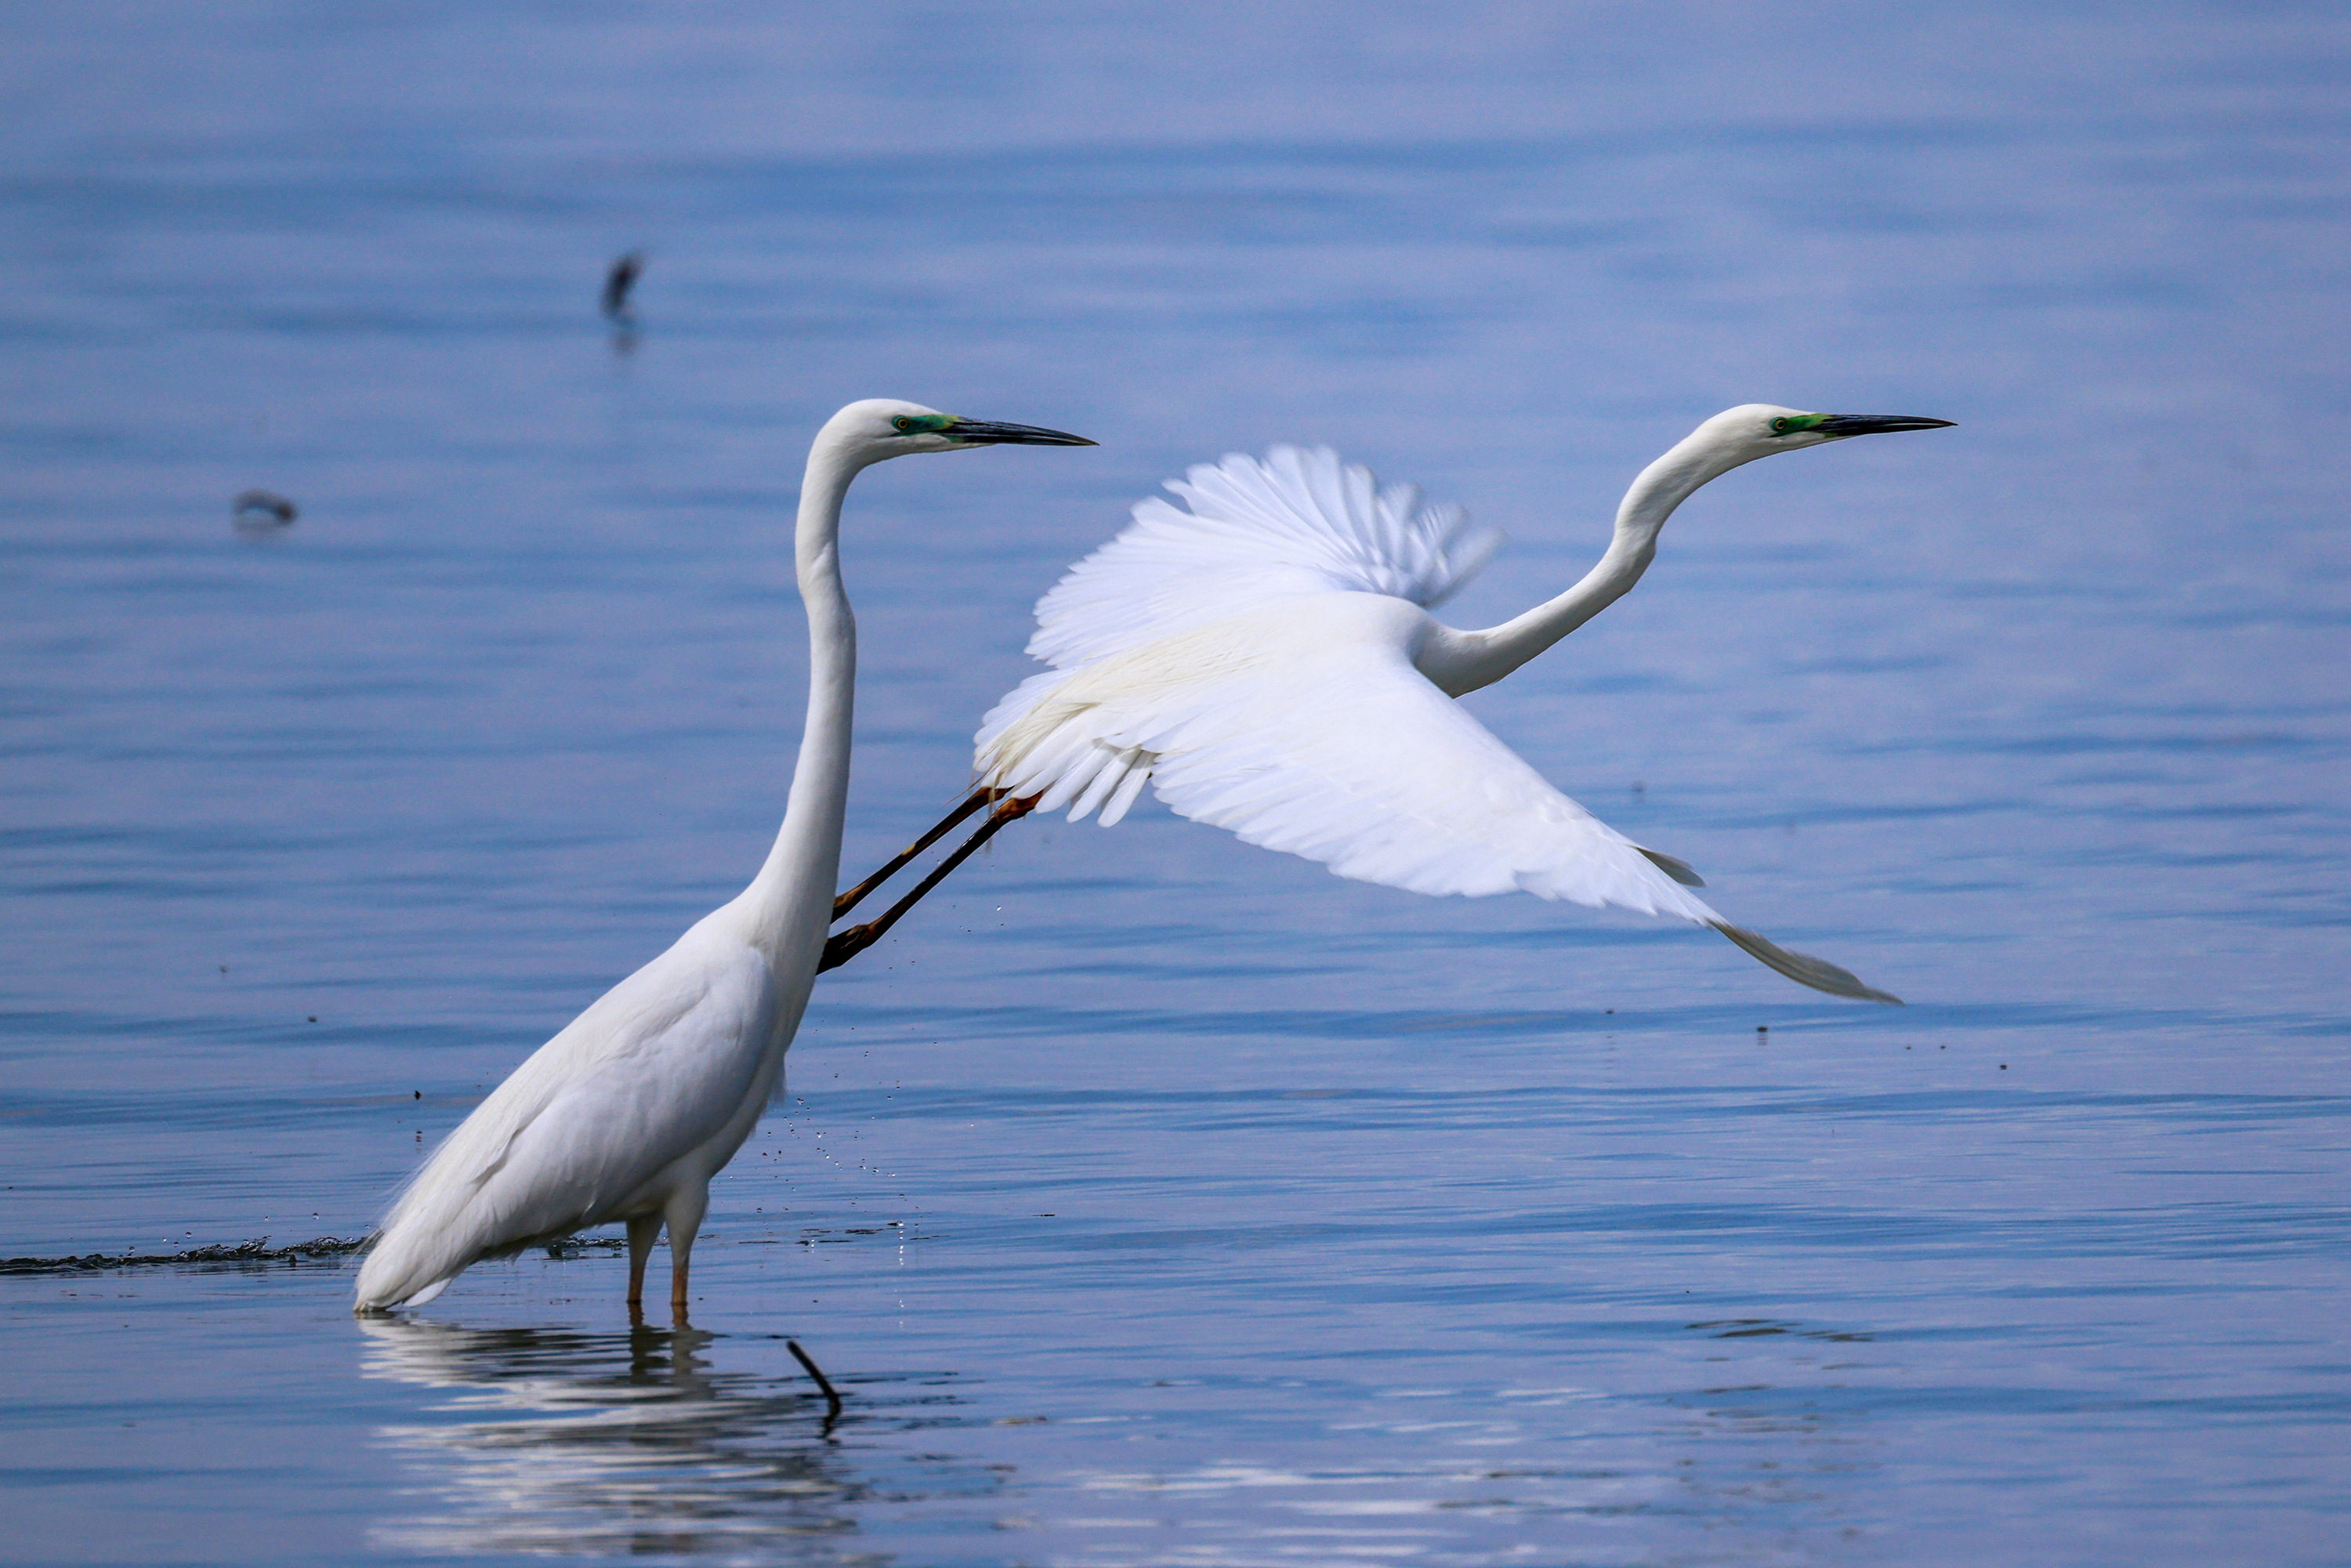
[1711,922,1904,1004]
[1637,847,1706,887]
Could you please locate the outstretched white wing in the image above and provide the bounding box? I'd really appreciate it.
[979,597,1899,1004]
[980,449,1901,1004]
[986,599,1715,920]
[1027,445,1502,668]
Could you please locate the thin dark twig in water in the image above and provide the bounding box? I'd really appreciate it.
[787,1338,843,1418]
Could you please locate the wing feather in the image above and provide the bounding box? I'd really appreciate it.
[986,616,1716,924]
[983,447,1903,1004]
[1027,445,1502,668]
[354,933,775,1307]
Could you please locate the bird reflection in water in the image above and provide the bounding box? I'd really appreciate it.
[359,1316,973,1560]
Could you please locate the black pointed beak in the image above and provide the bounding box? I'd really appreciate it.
[1813,414,1956,437]
[950,418,1096,447]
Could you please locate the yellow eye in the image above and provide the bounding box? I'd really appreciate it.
[1770,417,1792,435]
[892,415,915,432]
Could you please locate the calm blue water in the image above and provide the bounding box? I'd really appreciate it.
[4,5,2348,1563]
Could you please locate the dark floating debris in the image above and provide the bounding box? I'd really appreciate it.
[788,1337,844,1420]
[1689,1316,1875,1343]
[232,489,298,533]
[3,1234,368,1276]
[543,1235,629,1259]
[601,249,647,320]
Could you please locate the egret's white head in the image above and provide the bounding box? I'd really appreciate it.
[1690,403,1955,473]
[817,398,1095,469]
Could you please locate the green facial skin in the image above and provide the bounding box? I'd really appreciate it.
[890,413,957,434]
[1769,412,1831,436]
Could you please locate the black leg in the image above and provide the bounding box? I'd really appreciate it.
[820,794,1038,972]
[831,788,994,920]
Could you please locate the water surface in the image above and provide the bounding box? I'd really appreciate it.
[3,5,2347,1564]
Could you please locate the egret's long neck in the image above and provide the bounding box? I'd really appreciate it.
[738,440,866,958]
[1422,433,1746,697]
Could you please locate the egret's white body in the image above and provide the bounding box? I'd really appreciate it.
[979,405,1951,1001]
[355,399,1090,1315]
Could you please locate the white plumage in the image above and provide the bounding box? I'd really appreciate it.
[980,407,1954,1001]
[355,399,1092,1316]
[356,922,777,1309]
[1024,443,1502,667]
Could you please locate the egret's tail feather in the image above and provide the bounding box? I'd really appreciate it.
[353,1233,457,1313]
[399,1276,451,1309]
[1711,922,1903,1004]
[353,1222,550,1313]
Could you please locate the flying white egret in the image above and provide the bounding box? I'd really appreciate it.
[353,400,1093,1317]
[832,404,1948,999]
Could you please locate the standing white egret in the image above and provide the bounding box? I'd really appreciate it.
[833,405,1947,998]
[353,400,1093,1316]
